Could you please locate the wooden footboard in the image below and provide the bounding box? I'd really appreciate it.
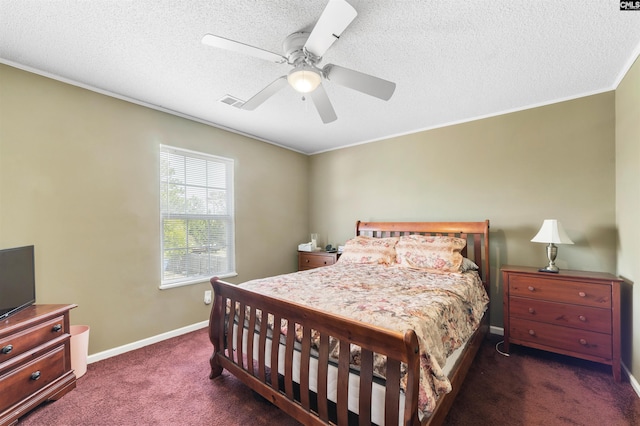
[209,276,422,426]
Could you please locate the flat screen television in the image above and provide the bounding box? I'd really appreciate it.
[0,245,36,320]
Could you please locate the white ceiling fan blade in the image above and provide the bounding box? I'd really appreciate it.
[241,76,289,110]
[309,84,337,123]
[304,0,357,58]
[323,64,396,101]
[202,34,287,64]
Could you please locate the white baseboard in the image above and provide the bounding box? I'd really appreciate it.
[87,320,209,364]
[623,362,640,398]
[490,325,504,336]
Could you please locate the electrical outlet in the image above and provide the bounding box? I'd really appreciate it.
[204,290,212,305]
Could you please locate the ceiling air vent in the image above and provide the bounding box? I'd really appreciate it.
[218,95,244,108]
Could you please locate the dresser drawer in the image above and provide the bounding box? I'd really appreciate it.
[298,252,338,270]
[509,297,611,334]
[509,275,611,308]
[0,345,67,410]
[509,317,612,359]
[0,316,66,364]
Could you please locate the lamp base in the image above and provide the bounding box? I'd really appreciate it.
[539,243,560,273]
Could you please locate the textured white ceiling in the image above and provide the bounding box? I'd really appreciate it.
[1,1,639,154]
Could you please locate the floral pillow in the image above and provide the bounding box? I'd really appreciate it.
[395,234,466,273]
[338,236,399,265]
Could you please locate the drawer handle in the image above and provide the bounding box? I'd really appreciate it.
[305,259,310,263]
[579,338,588,346]
[528,329,536,336]
[528,308,536,314]
[578,315,587,322]
[578,291,586,298]
[527,286,535,292]
[52,324,62,332]
[30,371,41,381]
[1,344,13,354]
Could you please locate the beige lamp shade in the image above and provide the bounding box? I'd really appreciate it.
[531,220,574,245]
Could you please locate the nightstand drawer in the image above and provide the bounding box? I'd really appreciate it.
[0,345,67,410]
[509,297,611,334]
[298,251,339,271]
[509,317,612,359]
[509,275,611,308]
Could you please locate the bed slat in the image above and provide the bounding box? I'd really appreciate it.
[271,314,282,391]
[317,333,330,422]
[337,339,351,425]
[358,349,374,425]
[299,326,312,410]
[284,323,295,399]
[385,358,401,425]
[236,302,246,369]
[247,306,256,376]
[257,312,268,381]
[226,300,236,362]
[473,233,482,278]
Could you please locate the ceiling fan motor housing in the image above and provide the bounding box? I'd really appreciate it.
[283,32,319,67]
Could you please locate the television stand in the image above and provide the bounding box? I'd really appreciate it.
[0,304,77,425]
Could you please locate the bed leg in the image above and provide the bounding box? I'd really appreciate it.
[209,277,225,379]
[209,353,223,379]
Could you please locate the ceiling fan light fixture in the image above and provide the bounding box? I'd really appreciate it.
[287,65,322,93]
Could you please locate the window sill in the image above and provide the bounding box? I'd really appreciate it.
[159,272,238,290]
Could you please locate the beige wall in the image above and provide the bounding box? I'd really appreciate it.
[0,64,309,354]
[309,93,617,327]
[616,55,640,381]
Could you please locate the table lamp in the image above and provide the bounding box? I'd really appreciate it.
[531,219,574,273]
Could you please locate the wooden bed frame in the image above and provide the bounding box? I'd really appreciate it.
[209,220,490,426]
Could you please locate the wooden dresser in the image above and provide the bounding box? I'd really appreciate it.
[0,304,77,426]
[501,265,621,381]
[298,250,340,271]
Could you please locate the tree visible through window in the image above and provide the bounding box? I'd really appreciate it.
[160,145,235,288]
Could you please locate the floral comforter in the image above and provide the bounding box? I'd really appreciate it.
[234,262,489,416]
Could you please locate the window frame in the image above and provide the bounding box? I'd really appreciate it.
[159,145,236,290]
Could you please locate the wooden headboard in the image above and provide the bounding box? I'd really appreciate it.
[355,220,491,292]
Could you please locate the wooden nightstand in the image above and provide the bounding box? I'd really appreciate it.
[501,265,622,381]
[298,251,340,271]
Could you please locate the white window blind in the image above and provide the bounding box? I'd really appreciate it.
[160,145,235,288]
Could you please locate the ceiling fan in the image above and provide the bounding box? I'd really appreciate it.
[201,0,396,124]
